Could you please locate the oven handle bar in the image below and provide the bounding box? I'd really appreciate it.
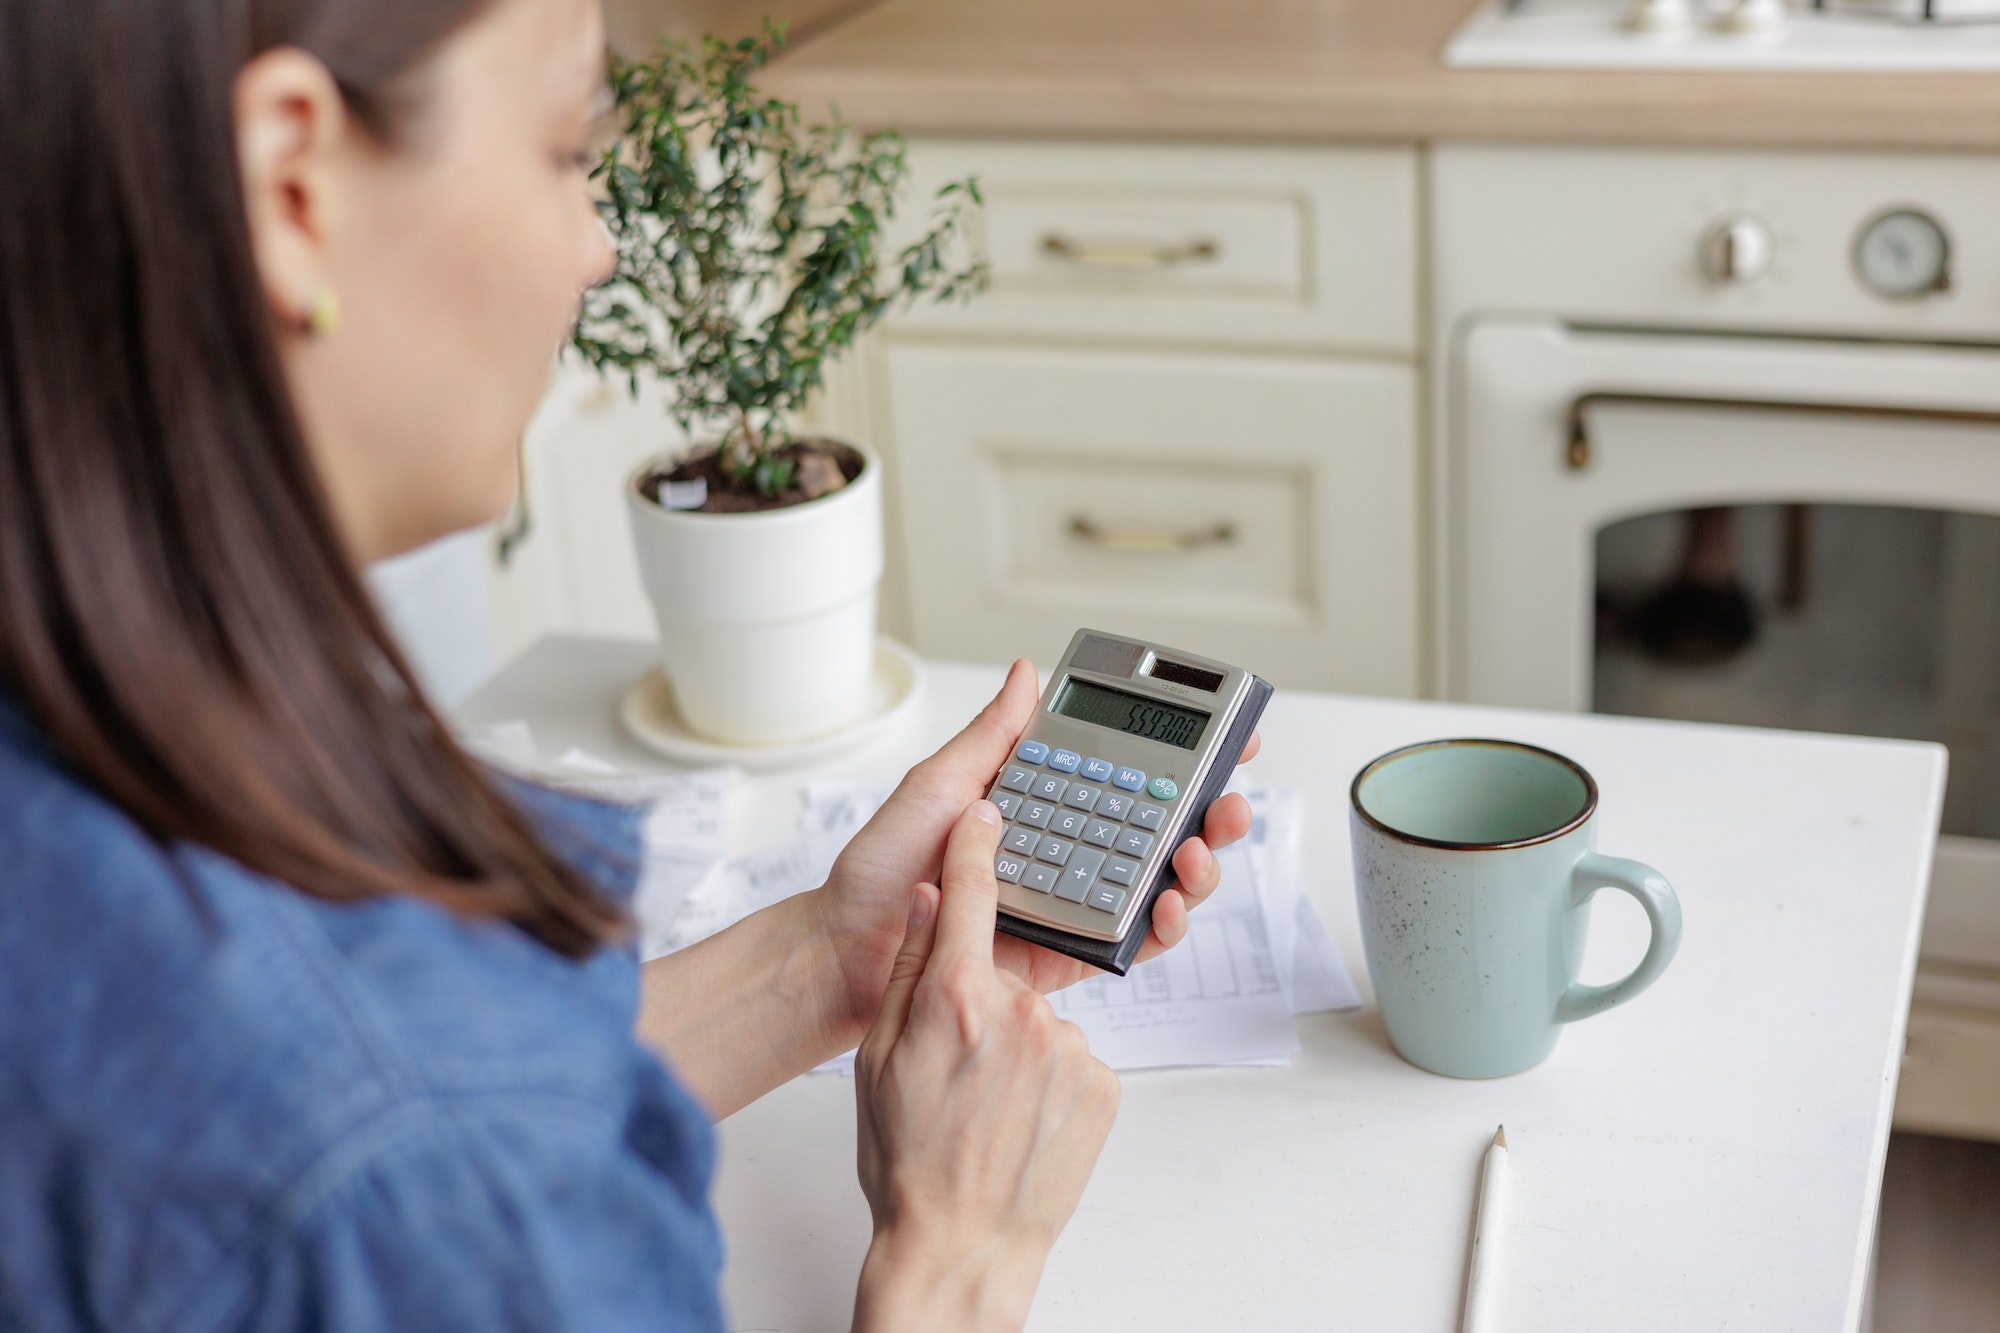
[1565,391,2000,471]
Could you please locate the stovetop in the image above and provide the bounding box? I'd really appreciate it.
[1446,0,2000,70]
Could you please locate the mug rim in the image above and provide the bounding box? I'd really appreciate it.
[1349,737,1600,852]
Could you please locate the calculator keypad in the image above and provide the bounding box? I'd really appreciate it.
[988,740,1182,918]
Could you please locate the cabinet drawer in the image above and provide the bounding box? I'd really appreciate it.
[892,140,1418,354]
[884,343,1420,695]
[990,452,1308,626]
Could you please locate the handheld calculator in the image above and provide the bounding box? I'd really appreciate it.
[986,630,1273,976]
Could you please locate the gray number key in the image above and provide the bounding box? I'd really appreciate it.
[1086,884,1128,915]
[1062,783,1102,811]
[1017,800,1055,830]
[1050,808,1089,839]
[994,853,1028,884]
[1115,828,1156,858]
[999,765,1036,794]
[993,791,1023,821]
[1055,847,1105,902]
[1003,826,1041,856]
[1021,863,1061,894]
[1035,835,1075,867]
[1095,792,1133,822]
[1082,818,1120,849]
[1031,773,1069,803]
[1129,802,1168,832]
[1102,856,1141,887]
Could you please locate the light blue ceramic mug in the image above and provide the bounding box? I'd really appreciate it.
[1349,739,1682,1079]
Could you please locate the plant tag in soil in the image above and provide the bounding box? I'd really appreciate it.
[658,479,708,511]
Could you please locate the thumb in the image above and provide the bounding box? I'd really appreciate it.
[924,659,1039,787]
[864,883,939,1052]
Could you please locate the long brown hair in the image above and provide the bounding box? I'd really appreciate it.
[0,1,626,957]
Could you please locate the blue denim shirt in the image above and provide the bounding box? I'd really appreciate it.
[0,693,725,1331]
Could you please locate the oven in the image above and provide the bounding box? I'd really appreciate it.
[1437,143,2000,1139]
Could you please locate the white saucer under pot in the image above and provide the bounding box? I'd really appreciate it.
[621,636,927,770]
[625,440,883,746]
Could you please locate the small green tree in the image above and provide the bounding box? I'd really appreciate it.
[573,24,987,499]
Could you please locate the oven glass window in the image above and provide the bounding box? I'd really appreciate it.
[1594,503,2000,840]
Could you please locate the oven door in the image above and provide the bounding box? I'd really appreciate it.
[1454,318,2000,1137]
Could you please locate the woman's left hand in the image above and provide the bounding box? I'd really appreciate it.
[811,659,1260,1032]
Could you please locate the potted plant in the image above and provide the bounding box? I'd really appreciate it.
[574,25,985,745]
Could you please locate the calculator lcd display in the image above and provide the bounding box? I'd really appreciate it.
[1052,678,1210,751]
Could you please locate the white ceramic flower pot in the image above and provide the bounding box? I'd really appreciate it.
[625,442,883,745]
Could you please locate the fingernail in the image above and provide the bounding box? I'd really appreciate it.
[969,799,1001,827]
[908,888,933,929]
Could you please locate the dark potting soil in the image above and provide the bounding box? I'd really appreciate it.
[639,439,865,515]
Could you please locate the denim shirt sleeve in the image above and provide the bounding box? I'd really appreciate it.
[225,1098,725,1333]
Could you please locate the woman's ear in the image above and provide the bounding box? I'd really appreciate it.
[234,49,349,334]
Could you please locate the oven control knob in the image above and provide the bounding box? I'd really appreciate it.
[1699,215,1776,286]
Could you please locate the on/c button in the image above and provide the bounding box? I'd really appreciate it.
[1147,777,1179,801]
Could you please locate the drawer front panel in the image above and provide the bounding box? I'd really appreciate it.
[885,343,1420,695]
[988,451,1310,625]
[983,190,1306,305]
[892,140,1418,354]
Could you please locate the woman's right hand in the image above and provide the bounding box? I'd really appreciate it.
[852,801,1120,1333]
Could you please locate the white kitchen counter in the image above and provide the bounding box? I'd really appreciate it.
[460,635,1946,1331]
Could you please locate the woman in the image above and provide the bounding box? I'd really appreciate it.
[0,1,1257,1328]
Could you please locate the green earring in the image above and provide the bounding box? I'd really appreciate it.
[307,287,341,337]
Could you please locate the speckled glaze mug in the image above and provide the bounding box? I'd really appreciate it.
[1350,739,1682,1079]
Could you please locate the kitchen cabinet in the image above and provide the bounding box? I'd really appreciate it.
[880,341,1420,693]
[842,138,1426,695]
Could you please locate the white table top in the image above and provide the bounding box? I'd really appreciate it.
[461,635,1947,1332]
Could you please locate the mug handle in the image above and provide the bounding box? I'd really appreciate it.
[1554,853,1683,1024]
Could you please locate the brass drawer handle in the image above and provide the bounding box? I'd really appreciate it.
[1040,234,1220,269]
[1068,515,1236,554]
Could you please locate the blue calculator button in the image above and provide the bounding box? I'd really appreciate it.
[1080,757,1115,783]
[1112,767,1146,792]
[1015,739,1050,765]
[1147,777,1179,802]
[1048,749,1082,774]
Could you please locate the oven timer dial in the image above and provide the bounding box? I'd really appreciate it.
[1698,214,1775,286]
[1855,208,1951,301]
